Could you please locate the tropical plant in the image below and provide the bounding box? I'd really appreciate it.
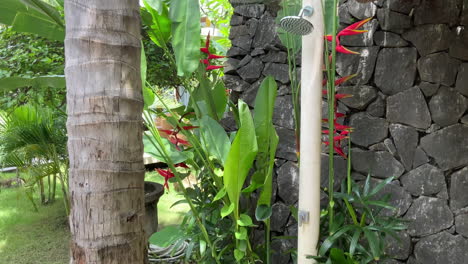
[0,104,68,212]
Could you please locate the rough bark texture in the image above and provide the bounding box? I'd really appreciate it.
[64,0,146,263]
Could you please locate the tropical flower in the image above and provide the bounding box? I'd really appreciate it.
[159,125,199,150]
[156,169,175,190]
[156,163,189,190]
[325,17,372,54]
[200,33,225,71]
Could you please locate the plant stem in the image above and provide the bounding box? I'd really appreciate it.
[326,0,339,235]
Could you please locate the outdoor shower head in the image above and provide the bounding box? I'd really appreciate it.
[279,6,314,35]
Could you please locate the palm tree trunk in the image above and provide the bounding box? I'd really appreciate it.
[39,177,46,204]
[64,1,146,263]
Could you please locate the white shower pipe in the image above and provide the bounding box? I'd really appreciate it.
[297,0,324,263]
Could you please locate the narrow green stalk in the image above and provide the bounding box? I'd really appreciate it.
[347,136,352,194]
[265,219,271,264]
[326,0,339,235]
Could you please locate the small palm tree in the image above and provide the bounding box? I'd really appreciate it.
[0,104,69,213]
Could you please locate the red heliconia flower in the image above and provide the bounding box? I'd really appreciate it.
[206,65,224,71]
[159,129,176,135]
[325,17,372,54]
[335,113,346,118]
[322,73,357,87]
[200,59,210,65]
[200,47,210,54]
[156,169,175,190]
[208,54,225,59]
[175,163,189,169]
[168,136,190,149]
[339,17,372,36]
[181,126,199,130]
[335,93,352,99]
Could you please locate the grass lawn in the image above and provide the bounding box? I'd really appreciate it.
[0,171,188,264]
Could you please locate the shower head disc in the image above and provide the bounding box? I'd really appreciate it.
[279,16,314,35]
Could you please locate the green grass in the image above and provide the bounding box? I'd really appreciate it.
[0,171,188,264]
[0,172,69,264]
[145,171,190,229]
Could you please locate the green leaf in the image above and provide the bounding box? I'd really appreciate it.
[0,0,64,41]
[223,100,258,216]
[318,225,355,256]
[144,0,163,14]
[199,239,207,256]
[143,132,188,164]
[234,249,244,262]
[213,187,226,202]
[149,226,184,247]
[235,227,248,240]
[199,115,231,164]
[212,81,228,118]
[255,204,272,221]
[142,1,172,48]
[349,229,362,256]
[237,214,254,227]
[368,176,394,197]
[220,203,234,218]
[363,229,381,260]
[253,76,279,207]
[323,0,339,36]
[11,12,64,41]
[170,0,201,76]
[0,75,65,93]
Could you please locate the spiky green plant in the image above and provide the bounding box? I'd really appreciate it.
[0,104,69,213]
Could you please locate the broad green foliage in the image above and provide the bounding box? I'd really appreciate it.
[199,115,230,164]
[223,101,258,216]
[0,0,64,41]
[170,0,201,76]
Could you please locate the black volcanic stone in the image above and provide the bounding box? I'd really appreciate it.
[237,58,264,83]
[421,124,468,170]
[277,161,299,205]
[263,63,290,84]
[414,232,468,264]
[412,147,429,169]
[351,149,405,179]
[384,231,411,260]
[273,95,294,130]
[400,164,446,196]
[374,31,408,47]
[349,113,388,147]
[386,87,431,129]
[456,63,468,97]
[414,0,460,26]
[418,52,461,86]
[336,85,377,110]
[449,28,468,61]
[375,48,417,95]
[233,4,265,18]
[377,8,412,31]
[347,0,378,19]
[419,82,440,97]
[450,167,468,210]
[390,124,418,171]
[429,86,468,127]
[253,13,276,49]
[383,0,420,15]
[402,24,453,56]
[336,46,379,85]
[405,196,453,236]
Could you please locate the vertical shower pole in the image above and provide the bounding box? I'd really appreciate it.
[297,0,323,263]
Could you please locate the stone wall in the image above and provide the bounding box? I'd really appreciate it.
[225,0,468,263]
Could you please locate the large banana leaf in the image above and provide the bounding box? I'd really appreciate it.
[0,0,64,41]
[169,0,201,76]
[142,0,172,48]
[253,77,278,207]
[223,101,258,216]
